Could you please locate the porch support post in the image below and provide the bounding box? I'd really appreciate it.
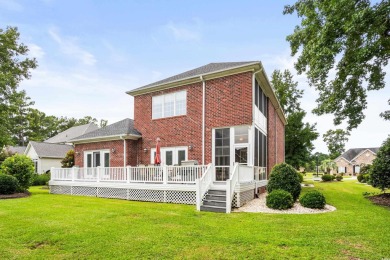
[50,167,54,181]
[195,179,201,211]
[96,167,100,182]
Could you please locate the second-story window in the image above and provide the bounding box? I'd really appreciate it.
[152,90,187,119]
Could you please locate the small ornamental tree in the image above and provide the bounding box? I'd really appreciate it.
[370,136,390,193]
[0,154,34,191]
[61,149,75,168]
[267,163,301,201]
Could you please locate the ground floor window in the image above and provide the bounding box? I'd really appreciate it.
[33,159,38,173]
[84,150,110,168]
[150,146,188,166]
[354,165,360,174]
[338,167,346,173]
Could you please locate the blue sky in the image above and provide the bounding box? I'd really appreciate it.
[1,0,389,153]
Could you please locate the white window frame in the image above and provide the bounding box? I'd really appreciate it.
[84,150,110,168]
[150,146,188,166]
[152,90,187,119]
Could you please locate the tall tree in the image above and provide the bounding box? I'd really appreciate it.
[323,129,350,159]
[0,26,37,147]
[272,69,319,169]
[284,0,390,130]
[9,90,34,146]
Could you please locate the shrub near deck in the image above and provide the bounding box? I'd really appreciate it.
[267,163,301,201]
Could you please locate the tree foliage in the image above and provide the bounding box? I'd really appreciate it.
[271,69,318,169]
[371,136,390,193]
[0,27,37,147]
[320,159,337,174]
[61,150,75,168]
[323,129,350,159]
[284,0,390,130]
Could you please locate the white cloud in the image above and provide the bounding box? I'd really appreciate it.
[48,27,97,66]
[164,20,202,41]
[28,43,45,59]
[0,0,23,11]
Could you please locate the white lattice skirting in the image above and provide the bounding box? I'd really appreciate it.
[50,185,196,205]
[233,189,255,208]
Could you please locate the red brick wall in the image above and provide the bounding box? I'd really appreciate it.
[267,100,285,175]
[134,71,253,165]
[74,139,139,167]
[204,72,253,163]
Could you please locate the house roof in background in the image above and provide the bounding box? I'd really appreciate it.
[71,118,141,142]
[338,147,380,162]
[127,61,258,95]
[28,141,73,158]
[45,123,99,144]
[7,146,26,154]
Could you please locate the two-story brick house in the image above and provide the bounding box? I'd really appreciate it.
[51,61,286,212]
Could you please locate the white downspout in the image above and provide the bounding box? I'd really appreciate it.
[200,75,205,165]
[120,135,126,167]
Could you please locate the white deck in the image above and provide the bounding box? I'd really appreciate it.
[49,164,268,211]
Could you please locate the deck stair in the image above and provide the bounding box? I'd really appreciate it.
[200,189,228,213]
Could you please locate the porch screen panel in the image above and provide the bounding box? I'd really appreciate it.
[254,129,259,167]
[215,128,230,181]
[254,128,267,167]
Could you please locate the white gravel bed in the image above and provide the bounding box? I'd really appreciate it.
[234,193,336,214]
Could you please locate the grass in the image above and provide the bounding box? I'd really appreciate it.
[0,182,389,259]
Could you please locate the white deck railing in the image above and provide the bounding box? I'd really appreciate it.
[195,164,213,210]
[226,163,239,213]
[51,165,208,185]
[254,166,267,181]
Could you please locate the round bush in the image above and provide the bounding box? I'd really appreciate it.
[0,174,19,195]
[32,173,50,186]
[266,190,294,210]
[336,175,343,181]
[321,174,333,182]
[357,174,365,183]
[300,190,326,209]
[298,173,304,183]
[267,163,301,201]
[0,154,34,191]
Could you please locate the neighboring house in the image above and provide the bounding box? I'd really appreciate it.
[45,123,98,144]
[24,123,98,174]
[6,146,26,154]
[25,141,73,174]
[52,61,287,212]
[334,147,379,175]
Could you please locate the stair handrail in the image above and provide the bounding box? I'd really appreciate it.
[195,163,213,211]
[226,163,239,213]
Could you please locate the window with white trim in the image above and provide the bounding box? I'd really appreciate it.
[84,150,110,168]
[152,90,187,119]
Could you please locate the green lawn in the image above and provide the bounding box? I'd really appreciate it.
[0,182,389,259]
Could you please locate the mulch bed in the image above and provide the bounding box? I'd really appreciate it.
[0,191,31,200]
[367,193,390,208]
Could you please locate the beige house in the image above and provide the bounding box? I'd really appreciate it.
[334,147,379,175]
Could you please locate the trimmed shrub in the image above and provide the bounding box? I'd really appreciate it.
[0,154,34,191]
[298,173,304,183]
[267,163,301,201]
[0,174,19,195]
[363,174,371,184]
[32,173,50,186]
[322,174,333,182]
[336,175,343,181]
[357,174,365,183]
[266,190,294,210]
[300,190,326,209]
[371,136,390,193]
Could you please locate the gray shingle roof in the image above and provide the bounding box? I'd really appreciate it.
[339,147,380,162]
[7,146,26,154]
[71,118,141,142]
[45,123,99,144]
[127,61,258,94]
[29,141,73,158]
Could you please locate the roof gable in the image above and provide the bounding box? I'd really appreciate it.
[337,147,380,162]
[28,141,73,158]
